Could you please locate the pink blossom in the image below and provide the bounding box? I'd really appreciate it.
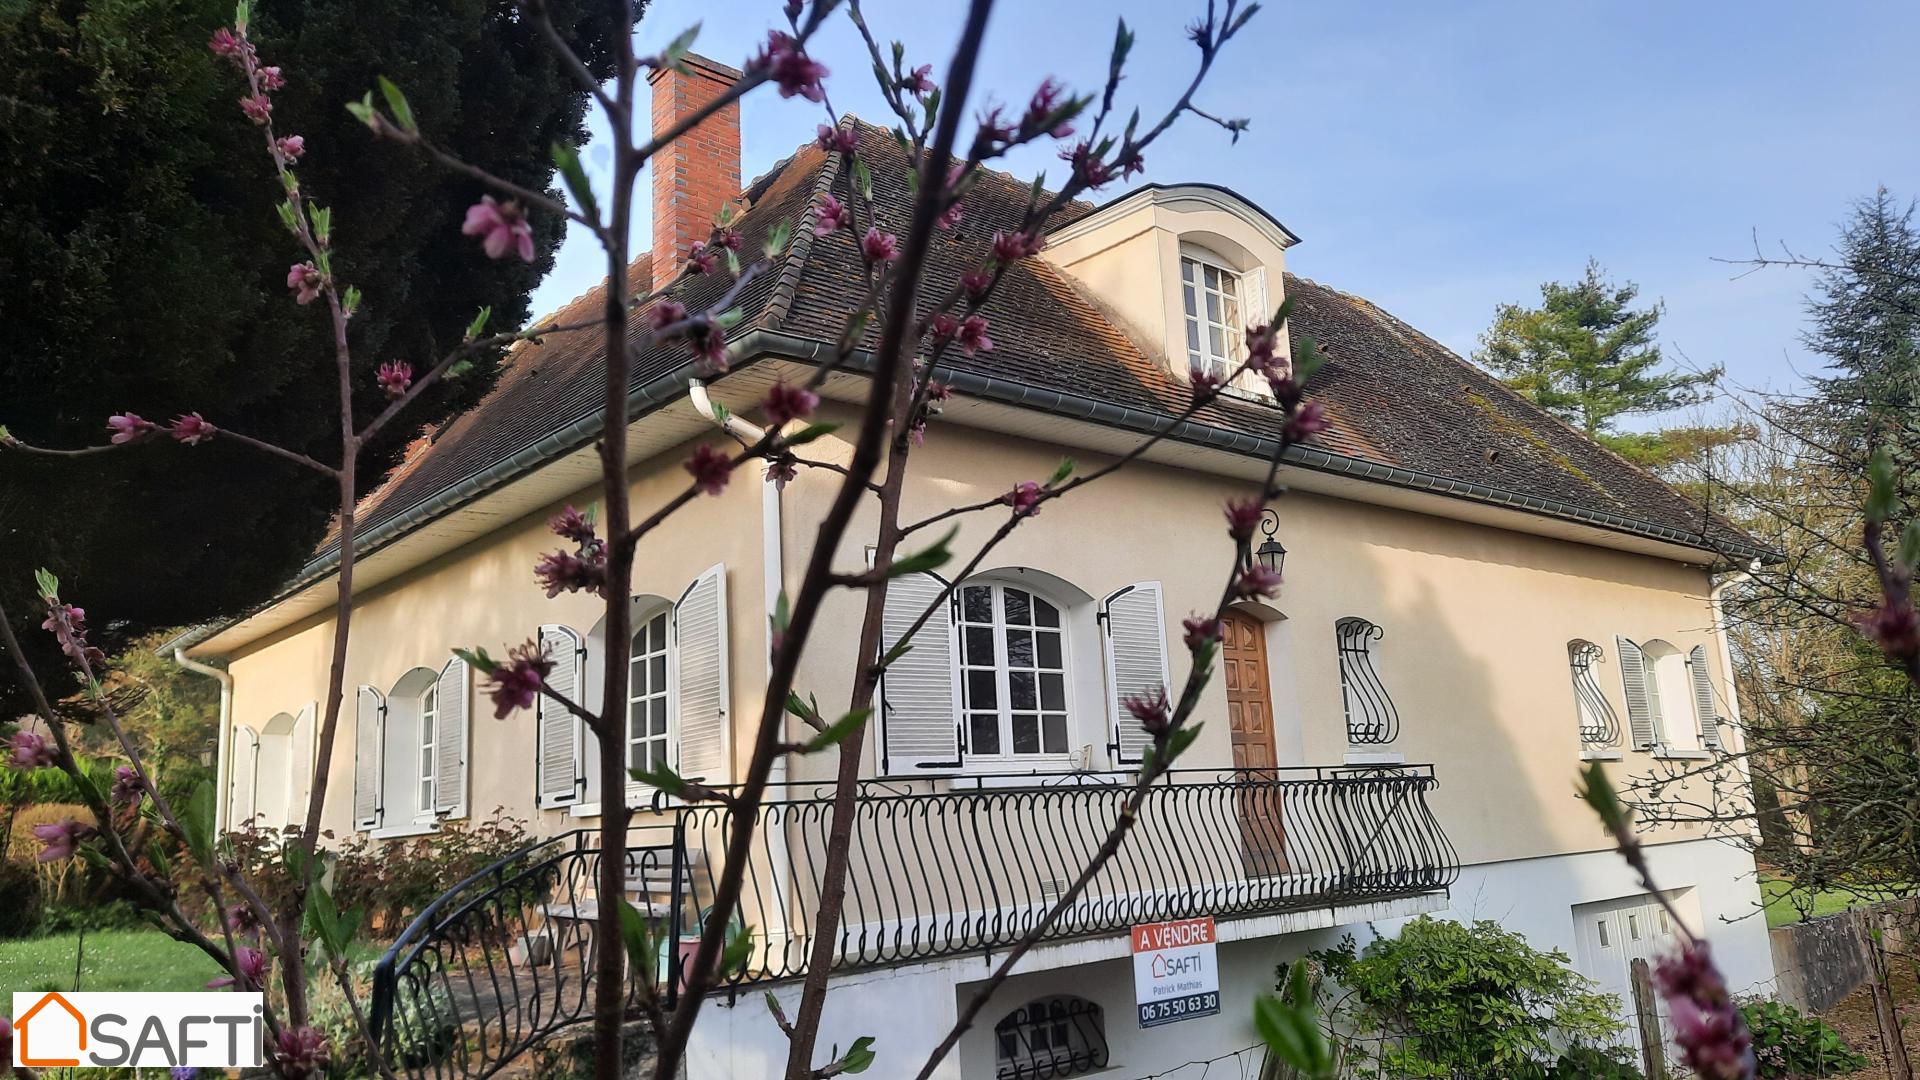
[533,547,606,599]
[689,320,728,371]
[1182,615,1222,649]
[32,818,94,863]
[936,199,964,231]
[1234,564,1283,600]
[860,227,899,263]
[483,641,554,720]
[924,379,952,404]
[287,261,324,305]
[269,1026,331,1080]
[461,196,536,263]
[1654,940,1754,1080]
[928,313,958,342]
[170,413,217,445]
[548,505,597,545]
[1244,323,1281,375]
[209,26,248,62]
[1022,77,1075,138]
[909,418,928,446]
[111,765,145,806]
[975,105,1015,147]
[1188,364,1224,399]
[1005,480,1043,517]
[107,412,159,445]
[275,135,306,161]
[815,124,858,155]
[225,903,260,935]
[765,456,798,490]
[686,240,718,274]
[961,271,992,299]
[1223,497,1265,541]
[901,63,936,99]
[1123,687,1171,735]
[257,66,285,91]
[9,731,55,770]
[814,193,850,236]
[376,360,413,399]
[239,94,273,124]
[991,231,1042,263]
[1267,375,1303,409]
[751,31,829,102]
[685,443,732,496]
[762,383,820,425]
[1285,399,1329,443]
[714,228,743,252]
[41,602,103,667]
[956,315,993,355]
[1857,602,1920,660]
[649,298,688,330]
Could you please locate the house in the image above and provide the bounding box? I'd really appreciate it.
[177,53,1775,1079]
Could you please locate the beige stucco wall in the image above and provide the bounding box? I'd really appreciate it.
[783,403,1729,869]
[221,398,1731,872]
[224,432,768,841]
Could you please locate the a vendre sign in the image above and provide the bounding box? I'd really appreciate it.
[11,991,265,1070]
[1131,916,1221,1027]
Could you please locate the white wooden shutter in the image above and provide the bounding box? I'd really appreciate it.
[229,726,259,831]
[434,657,470,818]
[292,702,316,829]
[353,686,385,831]
[537,624,586,807]
[879,571,963,772]
[1102,582,1171,765]
[1688,644,1724,750]
[1245,266,1272,327]
[1616,636,1657,750]
[673,564,731,783]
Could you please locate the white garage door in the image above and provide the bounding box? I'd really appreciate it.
[1572,890,1692,1059]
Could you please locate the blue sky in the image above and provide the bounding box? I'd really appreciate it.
[532,0,1920,411]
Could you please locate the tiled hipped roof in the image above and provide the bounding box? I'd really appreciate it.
[338,119,1746,564]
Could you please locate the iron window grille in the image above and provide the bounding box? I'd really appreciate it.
[1337,617,1399,745]
[995,996,1110,1080]
[1568,640,1622,748]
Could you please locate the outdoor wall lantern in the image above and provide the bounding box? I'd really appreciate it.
[1255,508,1287,577]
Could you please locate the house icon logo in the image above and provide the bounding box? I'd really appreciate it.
[15,990,86,1067]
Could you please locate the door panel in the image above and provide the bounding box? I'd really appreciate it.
[1223,611,1285,874]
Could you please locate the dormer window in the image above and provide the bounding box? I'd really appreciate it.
[1182,250,1244,384]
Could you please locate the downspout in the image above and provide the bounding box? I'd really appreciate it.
[174,647,234,833]
[686,380,795,950]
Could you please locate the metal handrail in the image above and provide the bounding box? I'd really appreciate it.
[369,765,1457,1079]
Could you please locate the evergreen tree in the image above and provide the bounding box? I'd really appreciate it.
[0,0,632,703]
[1476,260,1726,467]
[1802,187,1920,462]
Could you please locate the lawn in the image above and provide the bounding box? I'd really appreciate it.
[1759,873,1909,928]
[0,928,225,994]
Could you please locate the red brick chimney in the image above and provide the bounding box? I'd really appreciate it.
[649,53,743,293]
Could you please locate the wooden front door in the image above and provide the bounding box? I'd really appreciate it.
[1222,611,1287,874]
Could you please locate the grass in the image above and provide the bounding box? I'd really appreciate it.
[0,928,225,993]
[1760,873,1910,928]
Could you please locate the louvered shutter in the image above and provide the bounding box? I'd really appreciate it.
[1616,637,1657,750]
[434,657,470,817]
[353,686,385,831]
[1103,582,1171,765]
[537,624,586,807]
[229,727,259,831]
[292,702,316,828]
[674,564,730,783]
[1688,644,1724,750]
[879,571,962,772]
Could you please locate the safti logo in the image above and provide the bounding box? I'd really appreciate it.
[11,991,264,1070]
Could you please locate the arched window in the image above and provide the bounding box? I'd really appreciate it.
[994,996,1108,1079]
[1567,640,1621,749]
[627,604,672,775]
[960,580,1071,762]
[1616,637,1723,754]
[1640,639,1696,751]
[1336,617,1398,745]
[417,682,439,815]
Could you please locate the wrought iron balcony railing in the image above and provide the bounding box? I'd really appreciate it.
[368,766,1457,1079]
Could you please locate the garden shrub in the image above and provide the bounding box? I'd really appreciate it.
[1741,999,1869,1078]
[1546,1043,1643,1079]
[0,858,43,938]
[1310,916,1630,1080]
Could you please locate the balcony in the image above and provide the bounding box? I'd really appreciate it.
[368,766,1456,1078]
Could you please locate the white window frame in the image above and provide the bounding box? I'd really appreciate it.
[1640,639,1703,756]
[1181,247,1245,386]
[626,607,674,779]
[416,684,438,824]
[958,580,1074,769]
